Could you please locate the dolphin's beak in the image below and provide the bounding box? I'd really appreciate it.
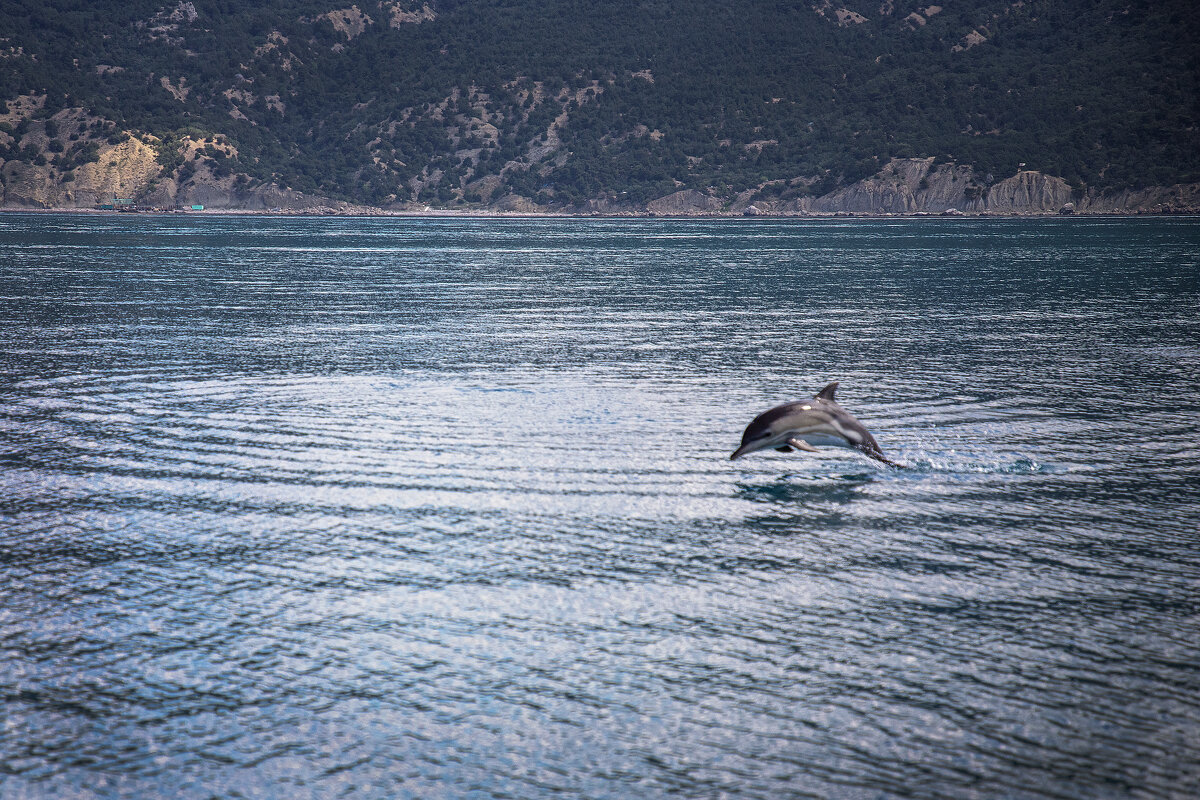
[730,443,752,460]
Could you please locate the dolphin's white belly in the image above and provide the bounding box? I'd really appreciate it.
[791,431,854,449]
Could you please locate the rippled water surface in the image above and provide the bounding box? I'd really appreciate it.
[2,213,1198,799]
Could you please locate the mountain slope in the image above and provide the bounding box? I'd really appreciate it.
[1,0,1197,211]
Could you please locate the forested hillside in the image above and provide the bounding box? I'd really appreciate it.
[1,0,1197,210]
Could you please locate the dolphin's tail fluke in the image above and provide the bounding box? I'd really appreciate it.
[857,443,909,469]
[855,429,908,468]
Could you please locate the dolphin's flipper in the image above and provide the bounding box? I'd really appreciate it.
[775,445,794,453]
[786,437,821,453]
[815,381,838,402]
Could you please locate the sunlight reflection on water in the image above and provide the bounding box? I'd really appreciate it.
[1,214,1198,799]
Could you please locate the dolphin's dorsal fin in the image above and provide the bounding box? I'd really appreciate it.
[815,381,838,402]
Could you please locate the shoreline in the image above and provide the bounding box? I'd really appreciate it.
[3,206,1195,220]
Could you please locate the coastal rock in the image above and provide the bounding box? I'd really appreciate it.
[1,161,61,207]
[0,132,163,208]
[804,158,1078,215]
[727,188,760,214]
[779,195,815,214]
[69,137,163,206]
[646,189,721,215]
[140,177,180,208]
[1078,182,1200,215]
[984,170,1072,214]
[5,128,1200,216]
[167,172,326,210]
[491,193,541,213]
[809,158,977,214]
[574,197,637,215]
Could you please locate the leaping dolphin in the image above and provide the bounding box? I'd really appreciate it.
[730,382,906,467]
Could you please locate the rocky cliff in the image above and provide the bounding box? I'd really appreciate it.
[0,98,331,211]
[721,157,1198,217]
[1074,182,1200,215]
[2,97,1196,216]
[3,0,1197,211]
[1,135,162,208]
[647,189,722,215]
[749,158,1077,215]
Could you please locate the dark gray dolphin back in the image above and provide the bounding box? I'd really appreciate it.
[738,380,842,447]
[810,382,887,459]
[737,398,817,446]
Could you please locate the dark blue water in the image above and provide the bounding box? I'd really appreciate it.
[1,213,1198,799]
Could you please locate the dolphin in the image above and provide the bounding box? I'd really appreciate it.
[730,381,906,467]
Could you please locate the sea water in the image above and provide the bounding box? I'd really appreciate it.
[1,214,1197,798]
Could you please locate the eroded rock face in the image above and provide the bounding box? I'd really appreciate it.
[1,162,61,207]
[165,171,326,210]
[2,123,1197,216]
[806,158,969,214]
[984,170,1073,213]
[491,193,541,213]
[1077,183,1200,215]
[0,102,335,210]
[646,189,721,215]
[0,137,158,207]
[798,158,1077,215]
[70,137,164,205]
[575,197,638,215]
